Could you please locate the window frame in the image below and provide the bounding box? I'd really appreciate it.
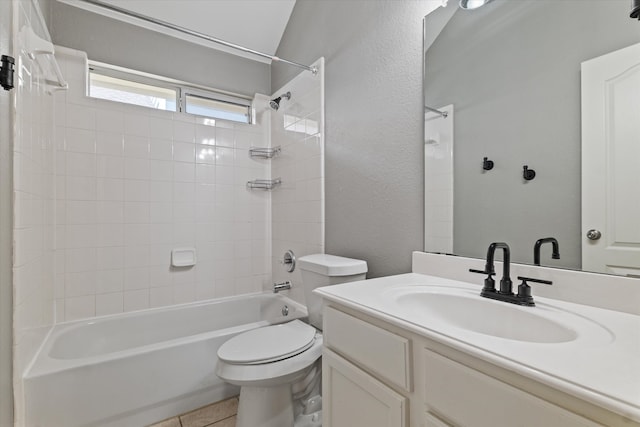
[182,87,252,124]
[88,65,180,112]
[87,61,254,124]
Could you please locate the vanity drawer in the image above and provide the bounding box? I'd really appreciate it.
[423,349,604,427]
[323,306,411,391]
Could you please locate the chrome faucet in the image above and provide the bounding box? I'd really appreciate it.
[273,281,292,293]
[533,237,560,266]
[470,242,552,306]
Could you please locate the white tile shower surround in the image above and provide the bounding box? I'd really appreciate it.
[53,47,281,322]
[12,1,57,425]
[270,58,325,304]
[424,104,453,254]
[8,25,324,427]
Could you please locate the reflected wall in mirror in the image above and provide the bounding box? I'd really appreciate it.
[424,0,640,276]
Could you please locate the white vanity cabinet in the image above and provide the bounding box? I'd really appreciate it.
[322,306,410,427]
[322,303,631,427]
[323,349,407,427]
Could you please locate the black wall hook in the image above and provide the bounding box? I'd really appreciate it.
[482,157,494,171]
[0,55,15,91]
[523,165,536,181]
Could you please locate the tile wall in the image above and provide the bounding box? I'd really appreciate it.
[12,0,57,424]
[424,104,454,254]
[53,47,274,321]
[270,58,325,303]
[9,16,324,425]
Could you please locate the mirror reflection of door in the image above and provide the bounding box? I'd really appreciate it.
[582,42,640,276]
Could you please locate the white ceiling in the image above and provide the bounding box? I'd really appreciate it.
[58,0,297,63]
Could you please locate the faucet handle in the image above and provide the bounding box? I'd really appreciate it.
[469,268,494,275]
[517,276,553,285]
[516,276,552,306]
[469,268,496,294]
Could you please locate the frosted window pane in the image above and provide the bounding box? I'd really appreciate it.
[89,72,177,111]
[185,94,250,123]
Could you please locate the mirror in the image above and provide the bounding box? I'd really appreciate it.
[423,0,640,275]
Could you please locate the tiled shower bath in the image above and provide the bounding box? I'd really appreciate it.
[53,48,274,321]
[11,1,325,418]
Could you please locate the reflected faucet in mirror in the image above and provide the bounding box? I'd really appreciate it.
[534,237,560,266]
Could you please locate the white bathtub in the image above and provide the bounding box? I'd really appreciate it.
[24,293,306,427]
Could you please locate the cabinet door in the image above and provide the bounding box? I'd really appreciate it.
[425,411,453,427]
[323,349,407,427]
[423,349,604,427]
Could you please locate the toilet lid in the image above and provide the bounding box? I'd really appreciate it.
[218,320,316,364]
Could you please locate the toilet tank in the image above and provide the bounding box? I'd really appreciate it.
[298,254,367,330]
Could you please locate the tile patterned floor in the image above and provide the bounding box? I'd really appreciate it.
[148,396,238,427]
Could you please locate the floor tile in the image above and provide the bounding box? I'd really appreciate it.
[180,397,239,427]
[209,415,236,427]
[148,417,181,427]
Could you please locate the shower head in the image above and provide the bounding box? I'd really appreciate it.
[632,0,640,19]
[269,91,291,111]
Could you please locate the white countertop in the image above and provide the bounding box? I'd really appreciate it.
[315,272,640,422]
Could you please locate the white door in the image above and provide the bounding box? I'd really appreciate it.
[582,42,640,275]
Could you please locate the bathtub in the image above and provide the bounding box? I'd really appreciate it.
[24,293,306,427]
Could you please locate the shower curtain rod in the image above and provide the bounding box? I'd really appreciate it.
[78,0,318,74]
[425,105,448,118]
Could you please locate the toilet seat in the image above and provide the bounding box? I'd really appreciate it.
[218,320,316,365]
[216,322,323,387]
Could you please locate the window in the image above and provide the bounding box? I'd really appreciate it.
[88,63,253,124]
[184,93,251,124]
[89,72,178,112]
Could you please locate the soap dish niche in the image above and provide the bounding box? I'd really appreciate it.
[172,247,197,267]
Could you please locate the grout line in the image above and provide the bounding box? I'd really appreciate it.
[203,413,237,427]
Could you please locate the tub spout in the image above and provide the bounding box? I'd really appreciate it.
[273,281,292,293]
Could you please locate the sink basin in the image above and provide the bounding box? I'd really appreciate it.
[383,286,611,344]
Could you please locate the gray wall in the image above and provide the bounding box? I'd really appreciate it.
[50,2,270,97]
[425,0,640,268]
[273,0,439,278]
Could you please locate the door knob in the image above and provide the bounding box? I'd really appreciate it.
[586,229,602,240]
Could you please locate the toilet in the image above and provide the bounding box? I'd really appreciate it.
[216,254,367,427]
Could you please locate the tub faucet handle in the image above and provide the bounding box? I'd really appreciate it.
[273,281,292,293]
[280,250,296,272]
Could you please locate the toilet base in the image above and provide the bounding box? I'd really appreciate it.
[236,385,294,427]
[294,409,322,427]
